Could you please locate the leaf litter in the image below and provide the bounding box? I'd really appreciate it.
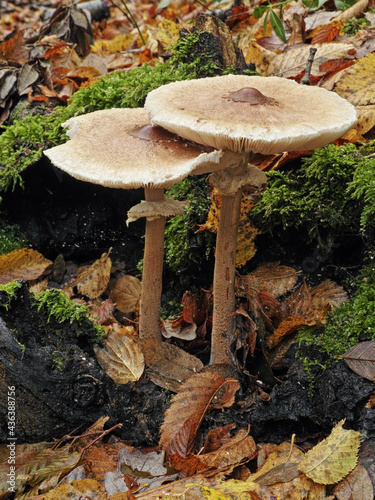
[2,0,375,497]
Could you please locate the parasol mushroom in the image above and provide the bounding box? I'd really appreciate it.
[145,74,358,368]
[44,107,243,386]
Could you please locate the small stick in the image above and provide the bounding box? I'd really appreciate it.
[301,47,317,85]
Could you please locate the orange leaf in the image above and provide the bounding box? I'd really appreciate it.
[67,66,101,81]
[170,428,257,476]
[0,30,29,65]
[310,24,339,44]
[267,316,307,348]
[37,84,59,98]
[0,249,52,285]
[319,58,354,75]
[198,428,257,470]
[159,372,239,458]
[203,423,237,453]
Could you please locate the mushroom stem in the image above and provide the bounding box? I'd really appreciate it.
[210,190,242,365]
[210,156,248,366]
[138,187,165,343]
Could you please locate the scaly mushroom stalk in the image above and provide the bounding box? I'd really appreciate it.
[138,187,165,343]
[210,182,243,365]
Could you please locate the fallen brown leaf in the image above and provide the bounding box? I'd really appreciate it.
[159,371,239,457]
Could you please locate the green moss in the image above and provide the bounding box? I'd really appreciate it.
[297,261,375,365]
[50,351,65,371]
[343,16,370,36]
[0,280,22,310]
[0,109,70,191]
[164,176,215,279]
[347,143,375,229]
[32,289,105,341]
[252,142,375,249]
[0,219,28,255]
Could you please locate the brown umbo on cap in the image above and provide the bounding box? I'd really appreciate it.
[145,74,358,154]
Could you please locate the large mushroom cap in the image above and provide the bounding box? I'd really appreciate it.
[44,108,228,189]
[145,75,358,154]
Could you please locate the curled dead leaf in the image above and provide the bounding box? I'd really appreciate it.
[0,249,52,285]
[159,372,240,458]
[341,341,375,382]
[110,275,142,314]
[63,249,112,299]
[94,333,144,384]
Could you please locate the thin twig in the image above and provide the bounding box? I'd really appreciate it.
[301,47,317,85]
[110,0,146,46]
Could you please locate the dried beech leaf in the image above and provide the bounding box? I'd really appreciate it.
[94,333,144,384]
[341,341,375,382]
[308,279,349,323]
[240,262,299,298]
[28,278,48,296]
[333,463,374,500]
[298,420,361,485]
[203,423,237,453]
[197,429,257,470]
[89,298,115,324]
[0,249,52,284]
[159,372,239,457]
[249,441,326,499]
[105,448,179,497]
[63,249,112,298]
[0,30,29,65]
[15,445,81,492]
[110,275,142,313]
[170,428,256,476]
[181,291,208,325]
[267,316,307,348]
[283,279,311,318]
[141,338,203,392]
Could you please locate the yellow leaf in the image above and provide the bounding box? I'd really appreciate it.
[152,19,180,49]
[0,249,52,285]
[298,420,361,485]
[63,249,112,299]
[94,332,144,384]
[248,442,326,499]
[355,104,375,135]
[335,53,375,107]
[92,33,136,53]
[202,188,260,268]
[242,39,276,76]
[190,479,280,499]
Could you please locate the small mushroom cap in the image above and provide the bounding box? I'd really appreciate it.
[44,108,230,189]
[145,75,358,154]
